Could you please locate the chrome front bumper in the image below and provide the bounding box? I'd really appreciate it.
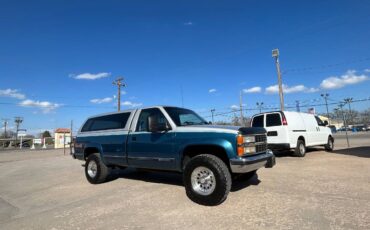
[229,150,275,173]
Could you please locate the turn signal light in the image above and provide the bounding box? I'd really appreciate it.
[237,135,244,156]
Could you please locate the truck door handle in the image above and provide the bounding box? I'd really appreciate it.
[132,136,137,141]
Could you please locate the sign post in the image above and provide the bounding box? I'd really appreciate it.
[17,130,27,149]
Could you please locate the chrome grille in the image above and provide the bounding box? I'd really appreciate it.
[256,143,267,153]
[255,134,267,143]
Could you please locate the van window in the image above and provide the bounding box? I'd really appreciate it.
[266,113,282,127]
[252,115,264,127]
[81,113,130,132]
[315,116,326,126]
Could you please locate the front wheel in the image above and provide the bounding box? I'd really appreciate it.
[325,137,334,152]
[183,154,232,206]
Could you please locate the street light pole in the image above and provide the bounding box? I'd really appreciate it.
[321,93,330,125]
[256,102,264,113]
[210,109,215,124]
[272,49,284,111]
[239,91,244,126]
[14,117,23,148]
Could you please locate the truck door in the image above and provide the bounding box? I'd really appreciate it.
[127,108,176,170]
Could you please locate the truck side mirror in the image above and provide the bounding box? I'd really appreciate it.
[324,120,329,126]
[148,115,169,132]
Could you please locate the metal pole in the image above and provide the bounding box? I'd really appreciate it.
[211,109,215,124]
[63,132,66,155]
[272,49,284,111]
[321,94,330,125]
[339,104,350,148]
[296,100,300,112]
[70,120,73,155]
[239,91,244,126]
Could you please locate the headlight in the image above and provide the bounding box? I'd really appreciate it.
[243,136,255,143]
[244,146,256,154]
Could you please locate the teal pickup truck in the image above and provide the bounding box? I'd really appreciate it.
[73,106,275,205]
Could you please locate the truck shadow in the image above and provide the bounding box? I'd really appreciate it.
[104,168,261,192]
[332,146,370,158]
[231,175,261,192]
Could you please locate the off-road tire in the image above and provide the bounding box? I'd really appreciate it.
[85,153,110,184]
[325,137,334,152]
[183,154,232,206]
[294,139,306,157]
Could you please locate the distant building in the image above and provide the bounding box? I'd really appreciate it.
[54,128,71,149]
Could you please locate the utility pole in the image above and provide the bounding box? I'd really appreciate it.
[296,100,300,112]
[210,109,215,124]
[321,93,330,125]
[337,104,350,147]
[256,102,264,113]
[70,120,73,155]
[2,119,9,138]
[272,48,284,111]
[112,77,126,111]
[239,91,244,126]
[343,98,353,126]
[14,117,23,148]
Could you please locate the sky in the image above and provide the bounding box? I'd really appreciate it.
[1,0,370,134]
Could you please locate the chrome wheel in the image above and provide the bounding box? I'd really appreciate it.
[87,160,97,178]
[191,166,216,196]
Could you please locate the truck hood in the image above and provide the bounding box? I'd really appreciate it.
[177,125,266,135]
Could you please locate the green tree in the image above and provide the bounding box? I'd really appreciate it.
[42,131,52,138]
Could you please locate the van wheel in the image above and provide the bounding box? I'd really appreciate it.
[183,154,231,206]
[294,140,306,157]
[85,153,111,184]
[325,137,334,152]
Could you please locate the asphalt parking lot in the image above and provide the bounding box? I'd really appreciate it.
[0,134,369,229]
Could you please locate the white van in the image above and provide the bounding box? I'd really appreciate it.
[251,111,334,157]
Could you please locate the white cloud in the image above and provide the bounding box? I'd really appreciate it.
[265,84,317,94]
[230,105,239,110]
[121,90,127,95]
[243,86,262,93]
[19,99,61,113]
[209,89,217,93]
[0,88,26,99]
[71,72,111,80]
[320,70,369,89]
[90,97,113,104]
[122,101,142,108]
[184,21,193,26]
[365,69,370,73]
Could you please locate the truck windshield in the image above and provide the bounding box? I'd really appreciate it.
[164,107,208,126]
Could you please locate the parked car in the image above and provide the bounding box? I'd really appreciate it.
[250,111,334,157]
[73,106,275,205]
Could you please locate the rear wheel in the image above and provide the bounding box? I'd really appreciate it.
[294,139,306,157]
[183,154,231,206]
[325,137,334,152]
[85,153,111,184]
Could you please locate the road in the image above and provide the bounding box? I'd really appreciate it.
[0,135,369,229]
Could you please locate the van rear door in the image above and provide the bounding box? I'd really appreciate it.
[265,112,288,144]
